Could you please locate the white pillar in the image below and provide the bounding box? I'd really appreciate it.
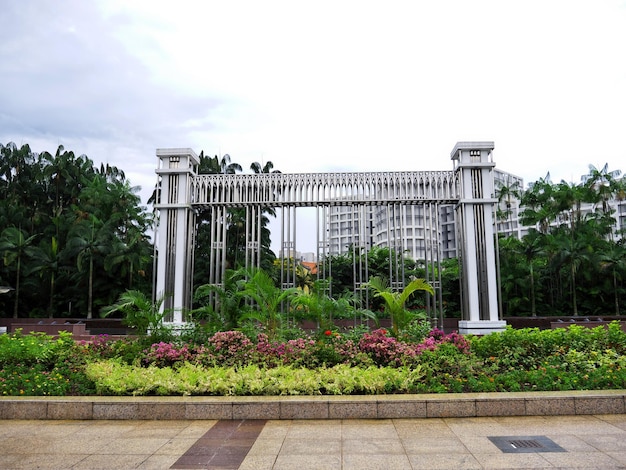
[154,148,199,324]
[452,142,506,335]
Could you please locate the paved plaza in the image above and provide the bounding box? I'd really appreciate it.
[1,414,626,469]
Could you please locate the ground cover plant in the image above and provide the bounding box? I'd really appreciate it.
[1,322,626,396]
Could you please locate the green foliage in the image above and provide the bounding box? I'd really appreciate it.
[100,290,166,335]
[399,319,433,343]
[502,166,626,317]
[0,330,74,366]
[291,280,359,330]
[0,142,153,318]
[193,268,247,330]
[0,330,96,395]
[366,276,433,336]
[191,153,278,288]
[84,361,429,396]
[236,268,299,339]
[3,321,626,396]
[470,322,626,370]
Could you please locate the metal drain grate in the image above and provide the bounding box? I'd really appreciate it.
[488,436,566,453]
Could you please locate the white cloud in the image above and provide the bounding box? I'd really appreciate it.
[1,0,625,211]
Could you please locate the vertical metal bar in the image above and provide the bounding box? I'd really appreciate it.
[400,203,406,286]
[221,207,227,285]
[245,206,250,272]
[424,203,432,322]
[435,203,445,329]
[257,205,262,270]
[293,206,297,286]
[280,206,285,289]
[386,203,392,287]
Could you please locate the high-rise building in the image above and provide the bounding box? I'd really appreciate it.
[324,168,626,262]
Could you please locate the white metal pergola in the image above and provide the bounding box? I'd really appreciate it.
[153,142,506,334]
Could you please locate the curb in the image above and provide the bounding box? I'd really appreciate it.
[1,390,625,420]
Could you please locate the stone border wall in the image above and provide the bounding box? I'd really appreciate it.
[1,390,624,420]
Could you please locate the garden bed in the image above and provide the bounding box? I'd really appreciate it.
[1,322,626,397]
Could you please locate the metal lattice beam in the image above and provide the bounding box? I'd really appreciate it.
[190,171,459,208]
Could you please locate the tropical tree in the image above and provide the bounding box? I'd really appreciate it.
[236,268,299,339]
[495,178,521,234]
[67,215,113,318]
[101,290,166,335]
[366,276,434,336]
[520,173,555,233]
[599,242,626,316]
[0,227,37,317]
[549,229,594,317]
[294,263,315,294]
[28,236,62,317]
[291,279,364,330]
[251,160,280,176]
[0,142,153,319]
[516,230,545,316]
[193,268,248,330]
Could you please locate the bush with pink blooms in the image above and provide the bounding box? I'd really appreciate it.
[138,327,469,369]
[143,342,192,367]
[5,322,626,395]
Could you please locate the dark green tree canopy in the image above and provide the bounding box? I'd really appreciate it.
[501,164,626,317]
[0,142,153,318]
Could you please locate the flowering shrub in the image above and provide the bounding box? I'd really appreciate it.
[318,333,366,367]
[358,329,418,366]
[358,328,471,367]
[195,330,255,367]
[415,329,471,355]
[5,322,626,396]
[255,334,317,367]
[143,342,192,367]
[80,334,116,358]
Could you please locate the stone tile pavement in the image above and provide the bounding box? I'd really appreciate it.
[1,414,626,469]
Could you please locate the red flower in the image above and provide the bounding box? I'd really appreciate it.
[324,330,332,336]
[380,329,387,335]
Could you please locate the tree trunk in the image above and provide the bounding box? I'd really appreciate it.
[530,263,536,317]
[571,263,578,316]
[87,256,94,319]
[47,272,56,318]
[614,270,620,316]
[13,256,20,318]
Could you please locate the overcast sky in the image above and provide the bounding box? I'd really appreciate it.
[2,0,626,212]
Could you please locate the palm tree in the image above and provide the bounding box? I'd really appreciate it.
[294,263,315,294]
[552,230,593,316]
[198,152,242,175]
[583,163,621,210]
[291,281,360,330]
[366,276,434,336]
[250,160,280,175]
[582,164,622,239]
[42,145,94,217]
[599,243,626,316]
[28,236,62,317]
[193,268,246,329]
[237,267,299,339]
[67,215,113,318]
[0,227,37,318]
[516,231,545,316]
[0,143,44,232]
[520,173,555,233]
[250,160,280,267]
[495,178,521,235]
[101,290,166,335]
